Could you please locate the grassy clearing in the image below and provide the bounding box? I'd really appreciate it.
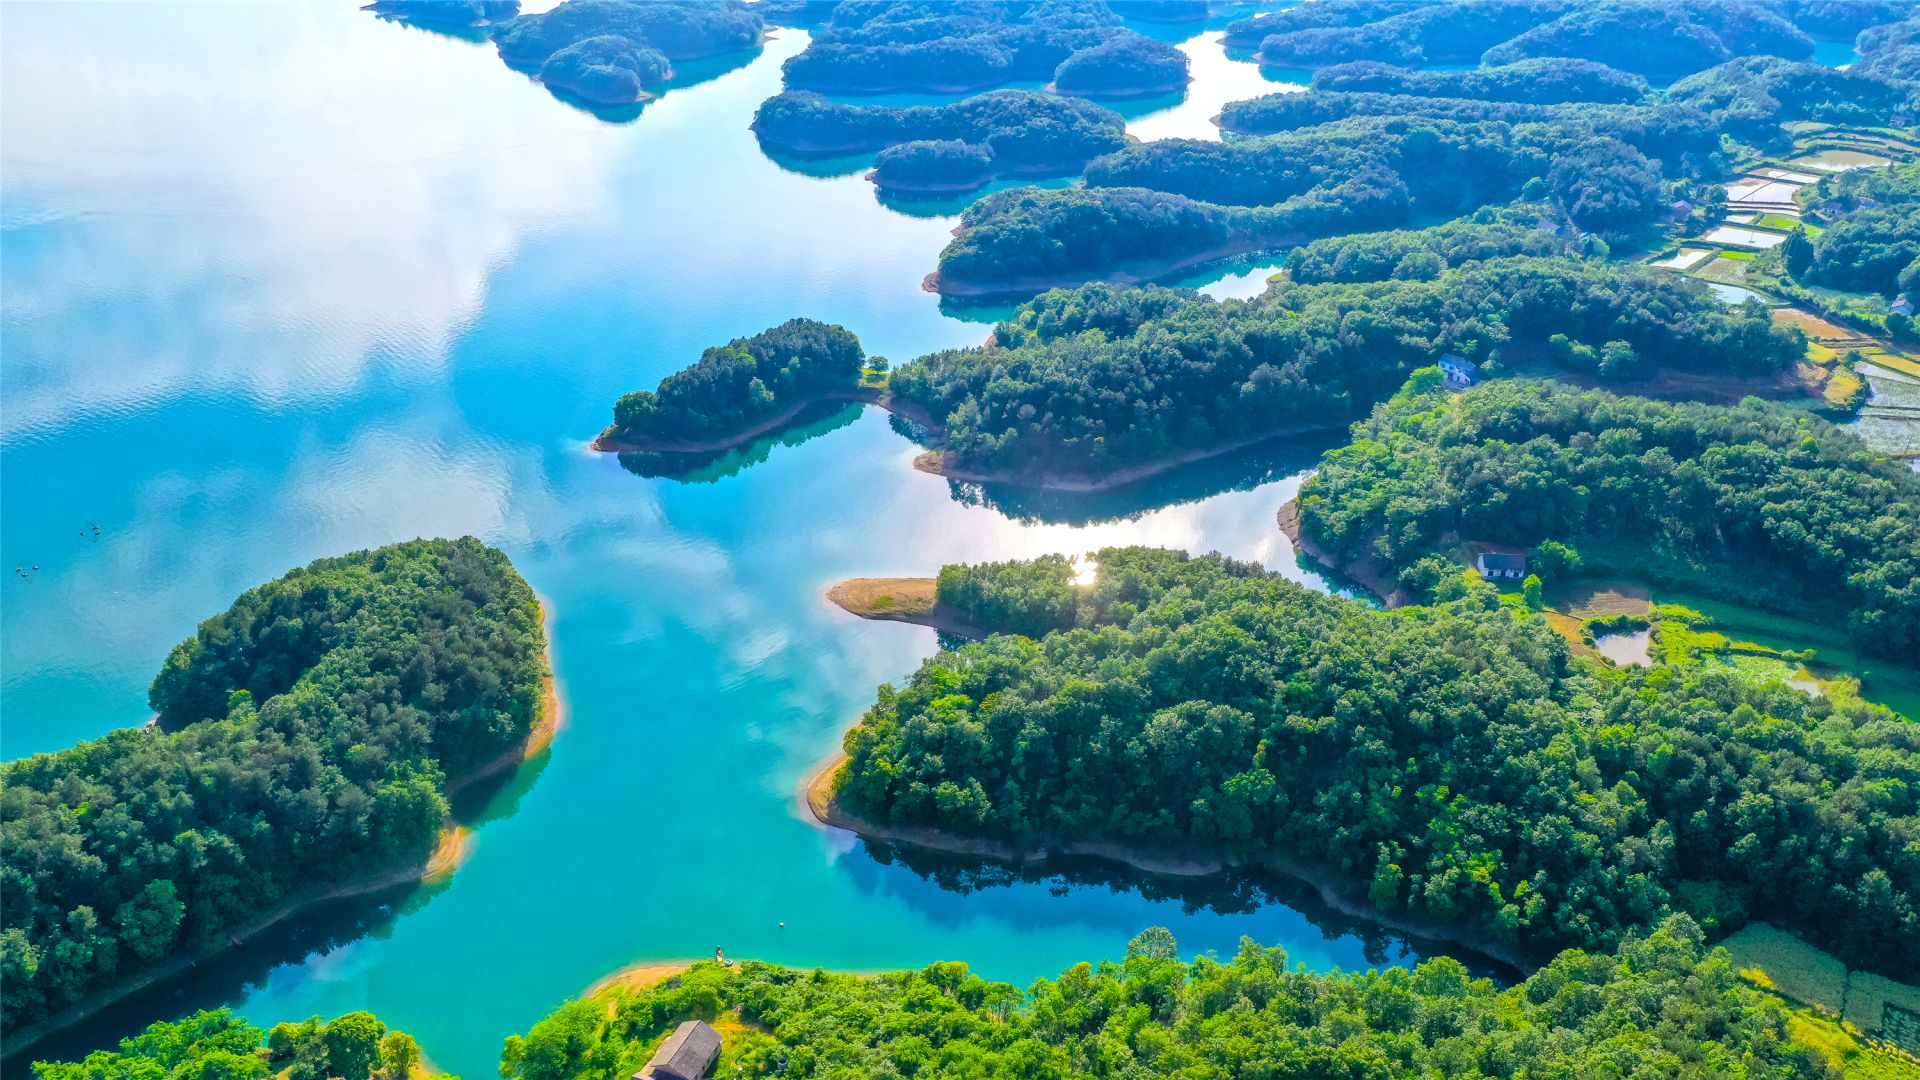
[1723,925,1920,1074]
[1655,590,1920,719]
[1786,1012,1920,1079]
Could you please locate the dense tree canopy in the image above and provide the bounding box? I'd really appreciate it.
[491,0,764,103]
[1049,32,1187,96]
[834,545,1918,975]
[607,318,867,446]
[1852,14,1920,84]
[751,89,1128,189]
[1223,0,1912,79]
[1666,56,1917,140]
[1311,57,1649,104]
[503,919,1835,1079]
[776,0,1186,96]
[34,1008,430,1080]
[1282,212,1574,284]
[1298,378,1920,656]
[897,256,1800,476]
[0,539,546,1030]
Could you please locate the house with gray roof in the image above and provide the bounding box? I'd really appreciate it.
[636,1020,722,1080]
[1476,552,1527,580]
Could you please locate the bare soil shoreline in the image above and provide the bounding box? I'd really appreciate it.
[1276,498,1404,606]
[7,602,567,1057]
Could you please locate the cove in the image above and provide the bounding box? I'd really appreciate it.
[1,6,1447,1076]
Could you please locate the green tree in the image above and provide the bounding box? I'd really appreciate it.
[1522,573,1545,609]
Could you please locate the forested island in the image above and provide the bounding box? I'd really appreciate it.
[777,0,1188,96]
[594,318,872,453]
[816,545,1918,979]
[751,90,1129,192]
[33,1008,432,1080]
[892,253,1801,485]
[1296,376,1920,656]
[0,538,553,1042]
[491,0,765,105]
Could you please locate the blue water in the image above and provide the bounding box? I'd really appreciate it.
[2,5,1447,1074]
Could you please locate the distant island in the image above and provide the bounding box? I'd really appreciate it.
[753,90,1130,194]
[1219,0,1867,80]
[0,538,556,1047]
[593,318,875,454]
[922,34,1913,299]
[363,0,517,31]
[778,0,1189,97]
[491,0,765,105]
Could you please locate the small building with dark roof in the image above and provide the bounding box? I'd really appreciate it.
[1476,552,1527,580]
[636,1021,722,1080]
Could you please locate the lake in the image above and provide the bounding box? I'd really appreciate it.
[0,5,1441,1075]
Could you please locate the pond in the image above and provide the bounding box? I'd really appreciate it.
[1592,629,1652,668]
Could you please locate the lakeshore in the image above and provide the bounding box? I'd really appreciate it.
[5,602,566,1059]
[590,388,882,454]
[824,577,983,637]
[1275,498,1403,607]
[925,235,1294,300]
[913,418,1347,493]
[800,746,1529,973]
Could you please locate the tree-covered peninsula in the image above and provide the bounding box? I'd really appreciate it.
[33,1008,432,1080]
[0,538,551,1037]
[1297,377,1920,657]
[822,545,1918,978]
[596,318,869,453]
[501,919,1849,1079]
[776,0,1188,97]
[491,0,765,105]
[752,90,1129,192]
[892,255,1800,483]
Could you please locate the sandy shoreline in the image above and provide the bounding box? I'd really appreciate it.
[825,577,984,638]
[800,745,1528,972]
[9,600,567,1056]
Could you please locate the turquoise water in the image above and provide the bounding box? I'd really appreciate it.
[1,5,1449,1074]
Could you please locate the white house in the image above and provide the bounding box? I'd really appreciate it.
[1477,552,1527,580]
[1438,354,1476,389]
